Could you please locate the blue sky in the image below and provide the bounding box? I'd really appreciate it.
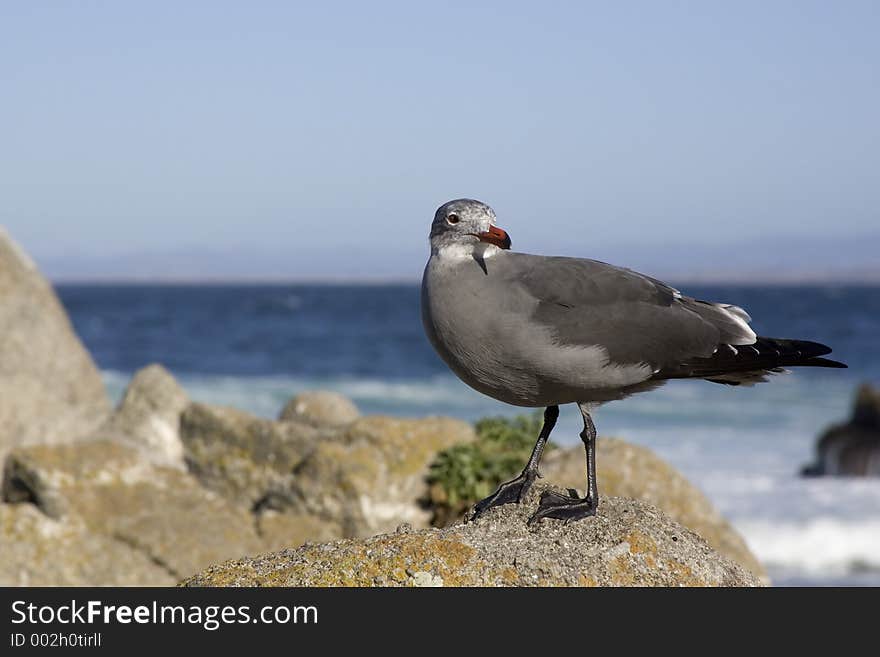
[2,1,878,280]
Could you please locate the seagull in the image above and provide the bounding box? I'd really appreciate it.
[421,199,847,525]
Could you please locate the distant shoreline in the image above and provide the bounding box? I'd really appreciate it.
[51,276,880,287]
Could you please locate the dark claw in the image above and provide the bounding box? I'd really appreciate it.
[471,469,538,520]
[527,489,598,526]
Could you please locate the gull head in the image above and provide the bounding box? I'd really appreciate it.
[429,199,511,257]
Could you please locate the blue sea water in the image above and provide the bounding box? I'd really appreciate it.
[57,283,880,586]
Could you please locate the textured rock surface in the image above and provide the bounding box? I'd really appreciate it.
[288,416,475,536]
[91,364,190,467]
[0,367,474,585]
[541,438,766,582]
[180,402,322,508]
[279,391,360,427]
[0,228,110,459]
[182,484,762,587]
[2,440,263,580]
[0,503,175,586]
[802,383,880,477]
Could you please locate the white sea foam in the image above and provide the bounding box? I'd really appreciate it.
[736,517,880,576]
[102,369,501,419]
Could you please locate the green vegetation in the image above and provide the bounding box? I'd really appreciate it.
[426,412,550,526]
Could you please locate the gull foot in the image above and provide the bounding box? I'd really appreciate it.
[471,469,538,520]
[527,489,597,525]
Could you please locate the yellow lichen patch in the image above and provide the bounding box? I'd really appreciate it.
[662,559,705,587]
[234,533,481,587]
[389,534,477,585]
[609,554,637,586]
[624,531,658,556]
[498,566,519,585]
[578,574,598,587]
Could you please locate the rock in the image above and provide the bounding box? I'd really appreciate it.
[181,484,762,587]
[541,437,766,582]
[90,364,189,467]
[0,503,176,586]
[287,416,475,536]
[0,228,110,459]
[2,440,264,580]
[802,383,880,476]
[279,391,360,427]
[852,384,880,428]
[180,402,322,508]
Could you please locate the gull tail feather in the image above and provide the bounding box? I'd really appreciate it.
[656,336,847,386]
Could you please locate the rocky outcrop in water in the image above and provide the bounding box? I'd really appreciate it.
[802,383,880,477]
[181,484,762,587]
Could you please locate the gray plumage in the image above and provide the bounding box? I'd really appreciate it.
[421,198,846,525]
[421,199,844,407]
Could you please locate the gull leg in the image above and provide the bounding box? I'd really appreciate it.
[528,403,599,525]
[471,405,559,520]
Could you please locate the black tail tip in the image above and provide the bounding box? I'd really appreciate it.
[808,357,848,369]
[762,337,846,368]
[789,338,833,358]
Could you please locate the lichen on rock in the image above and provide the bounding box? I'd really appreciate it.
[285,415,475,536]
[182,483,763,588]
[180,401,325,509]
[0,503,175,586]
[2,440,264,580]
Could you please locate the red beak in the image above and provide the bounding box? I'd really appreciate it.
[476,225,511,250]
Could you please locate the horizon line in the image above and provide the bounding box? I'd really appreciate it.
[50,274,880,286]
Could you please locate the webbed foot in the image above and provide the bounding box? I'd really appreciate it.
[471,469,539,520]
[527,489,597,525]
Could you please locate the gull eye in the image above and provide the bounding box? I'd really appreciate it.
[446,213,460,225]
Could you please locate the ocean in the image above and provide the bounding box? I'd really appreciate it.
[56,283,880,586]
